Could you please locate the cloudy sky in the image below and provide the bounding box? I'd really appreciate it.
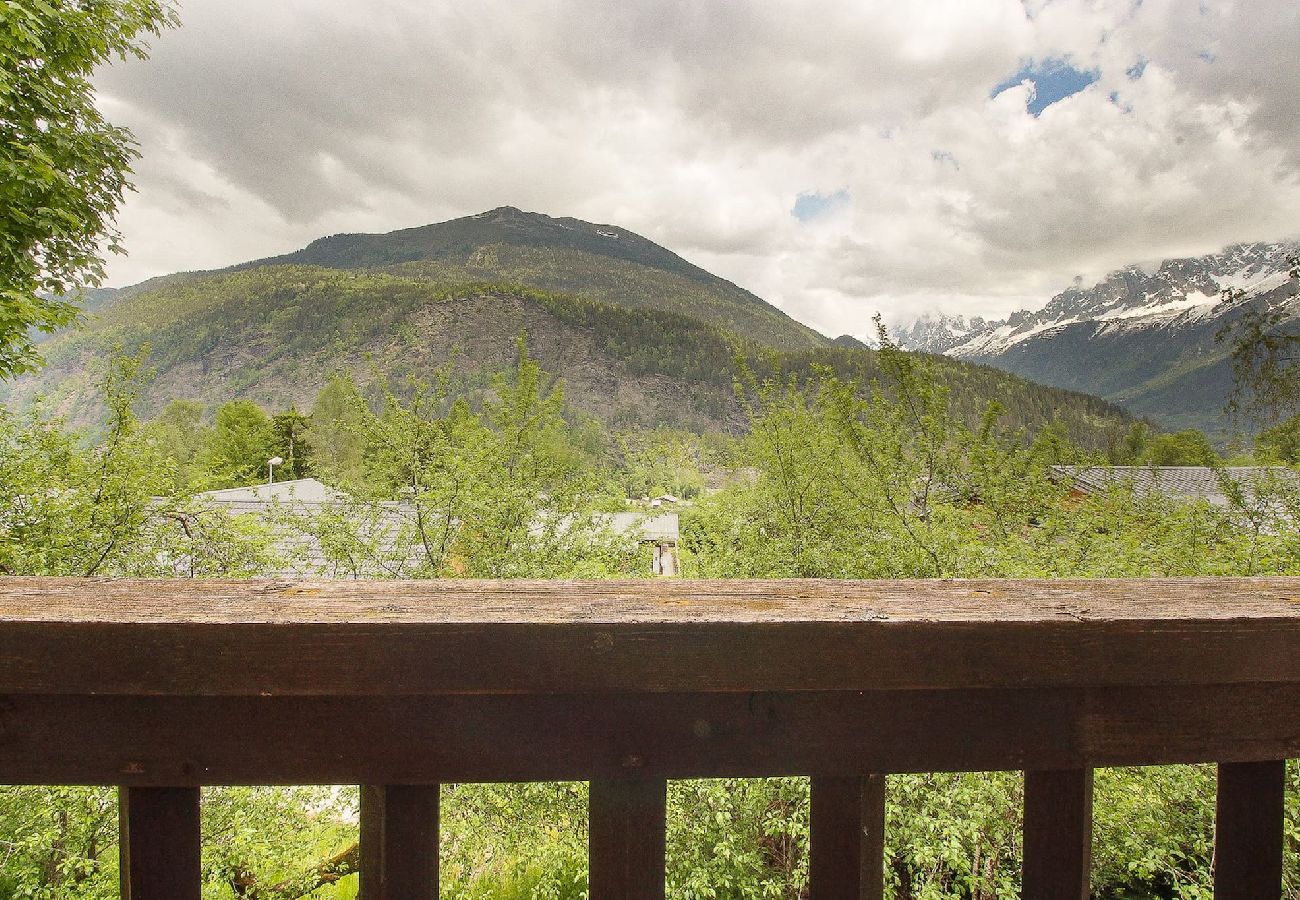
[95,0,1300,340]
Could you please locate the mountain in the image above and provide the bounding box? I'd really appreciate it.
[243,206,827,351]
[3,209,1138,450]
[895,242,1300,434]
[893,313,988,354]
[831,334,870,350]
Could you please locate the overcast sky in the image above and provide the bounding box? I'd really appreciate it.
[95,0,1300,340]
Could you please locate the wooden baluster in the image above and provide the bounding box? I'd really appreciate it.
[1215,760,1286,900]
[589,778,666,900]
[118,786,202,900]
[809,775,885,900]
[358,784,439,900]
[1022,769,1092,900]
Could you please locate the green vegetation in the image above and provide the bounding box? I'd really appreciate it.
[249,205,827,350]
[5,265,1142,456]
[1259,414,1300,465]
[3,336,1298,897]
[1145,430,1220,467]
[1218,253,1300,428]
[0,0,175,378]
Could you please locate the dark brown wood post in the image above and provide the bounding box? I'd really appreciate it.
[358,784,439,900]
[809,775,885,900]
[1215,760,1286,900]
[589,778,667,900]
[1022,768,1092,900]
[358,786,383,900]
[118,786,202,900]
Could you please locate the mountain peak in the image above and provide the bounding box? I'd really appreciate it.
[892,312,987,354]
[892,237,1300,435]
[230,207,828,351]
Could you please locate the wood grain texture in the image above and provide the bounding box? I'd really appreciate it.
[358,786,383,900]
[809,775,885,900]
[1023,769,1092,900]
[119,787,201,900]
[3,684,1297,786]
[357,785,438,900]
[589,779,666,900]
[1214,761,1285,900]
[2,577,1300,695]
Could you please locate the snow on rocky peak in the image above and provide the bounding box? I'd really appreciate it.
[891,312,988,354]
[893,241,1300,359]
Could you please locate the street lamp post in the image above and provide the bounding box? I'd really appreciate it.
[268,456,283,485]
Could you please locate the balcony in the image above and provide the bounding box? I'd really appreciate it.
[1,575,1298,899]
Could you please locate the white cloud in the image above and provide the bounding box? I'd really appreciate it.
[96,0,1300,341]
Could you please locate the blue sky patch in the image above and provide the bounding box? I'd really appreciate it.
[792,189,849,222]
[992,57,1100,116]
[1126,58,1147,80]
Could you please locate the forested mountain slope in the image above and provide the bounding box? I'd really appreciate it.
[6,263,1136,450]
[240,205,828,351]
[897,241,1300,434]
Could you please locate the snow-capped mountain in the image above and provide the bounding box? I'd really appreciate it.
[892,313,988,354]
[894,242,1300,434]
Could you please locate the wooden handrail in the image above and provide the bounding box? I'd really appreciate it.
[6,576,1300,695]
[2,576,1297,899]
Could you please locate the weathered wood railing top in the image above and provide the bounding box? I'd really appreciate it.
[4,576,1300,696]
[3,576,1299,898]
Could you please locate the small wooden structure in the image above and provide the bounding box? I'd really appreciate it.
[1,575,1298,898]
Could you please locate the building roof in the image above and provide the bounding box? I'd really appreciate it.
[1051,465,1300,506]
[603,512,679,543]
[191,479,679,577]
[198,477,340,504]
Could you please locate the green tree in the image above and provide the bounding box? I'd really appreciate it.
[618,429,707,500]
[343,336,626,578]
[0,0,177,378]
[271,407,314,480]
[1112,421,1152,464]
[202,400,276,488]
[140,399,210,489]
[0,356,277,578]
[1256,413,1300,465]
[1146,429,1219,466]
[308,375,368,485]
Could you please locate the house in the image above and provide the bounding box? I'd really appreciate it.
[1050,465,1300,507]
[195,478,680,577]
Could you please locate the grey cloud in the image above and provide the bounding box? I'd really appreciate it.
[95,0,1300,340]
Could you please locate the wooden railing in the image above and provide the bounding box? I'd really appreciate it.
[2,576,1299,899]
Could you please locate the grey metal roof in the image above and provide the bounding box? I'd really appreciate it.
[1051,465,1300,506]
[189,483,679,578]
[197,478,340,503]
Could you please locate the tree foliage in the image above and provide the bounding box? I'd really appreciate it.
[1217,253,1300,426]
[13,264,1140,450]
[0,0,176,378]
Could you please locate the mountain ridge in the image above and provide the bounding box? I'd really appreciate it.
[5,208,1139,451]
[895,241,1300,433]
[234,205,828,351]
